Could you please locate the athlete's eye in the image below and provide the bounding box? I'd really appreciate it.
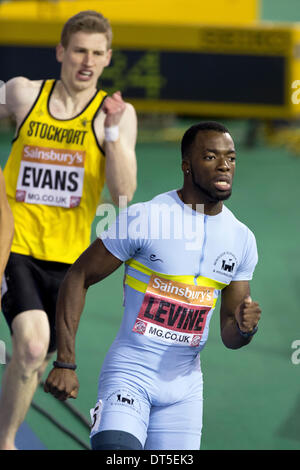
[204,155,215,160]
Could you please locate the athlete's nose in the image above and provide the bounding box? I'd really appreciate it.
[217,156,230,171]
[83,51,94,67]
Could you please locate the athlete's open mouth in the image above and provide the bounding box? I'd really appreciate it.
[77,70,93,80]
[213,180,231,191]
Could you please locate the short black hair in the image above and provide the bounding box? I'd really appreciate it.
[181,121,230,160]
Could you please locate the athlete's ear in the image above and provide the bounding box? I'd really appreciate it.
[56,43,64,63]
[104,49,112,68]
[182,159,191,174]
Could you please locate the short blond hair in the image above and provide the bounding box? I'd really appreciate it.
[60,10,113,49]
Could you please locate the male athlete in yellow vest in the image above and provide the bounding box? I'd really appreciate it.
[0,10,137,450]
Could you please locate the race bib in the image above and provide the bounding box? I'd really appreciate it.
[90,399,103,436]
[132,275,215,347]
[15,145,85,208]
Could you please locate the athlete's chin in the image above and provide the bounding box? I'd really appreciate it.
[216,190,232,201]
[72,78,97,91]
[210,190,232,202]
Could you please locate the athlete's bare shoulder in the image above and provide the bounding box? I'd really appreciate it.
[0,77,43,121]
[7,77,43,111]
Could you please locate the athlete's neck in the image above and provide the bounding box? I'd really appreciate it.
[177,188,223,216]
[51,80,97,118]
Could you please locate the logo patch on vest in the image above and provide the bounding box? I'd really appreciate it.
[213,252,238,279]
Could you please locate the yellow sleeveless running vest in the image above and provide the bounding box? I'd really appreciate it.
[4,79,107,264]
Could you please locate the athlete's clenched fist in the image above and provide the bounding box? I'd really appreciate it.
[44,368,79,401]
[103,91,126,127]
[235,295,261,333]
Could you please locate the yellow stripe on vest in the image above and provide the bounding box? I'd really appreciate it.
[125,274,147,293]
[125,258,227,290]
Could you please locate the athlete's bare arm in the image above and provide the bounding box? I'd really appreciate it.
[0,78,40,303]
[0,168,14,310]
[220,280,261,349]
[95,91,137,206]
[0,77,42,130]
[44,238,122,400]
